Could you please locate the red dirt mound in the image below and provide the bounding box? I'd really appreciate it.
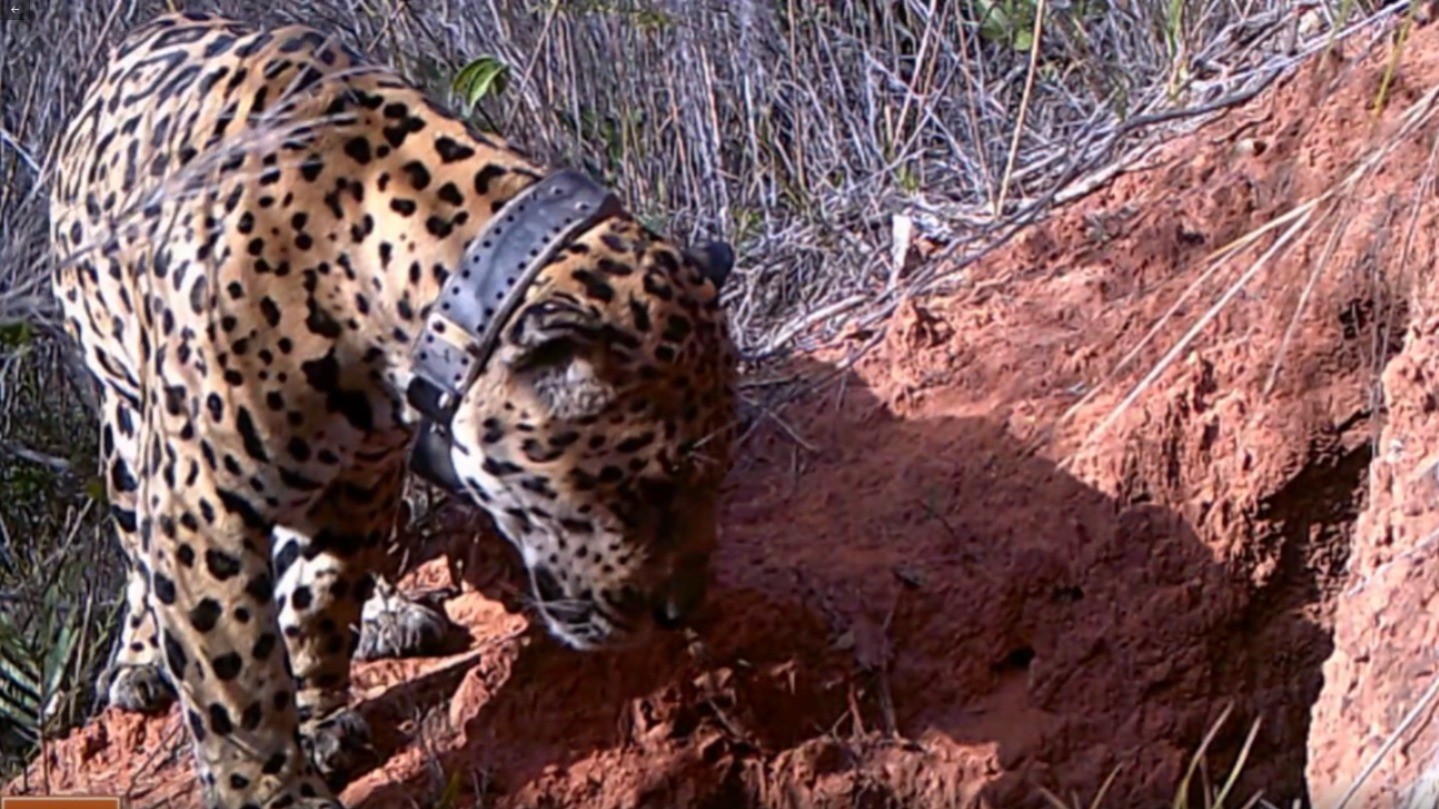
[13,14,1439,809]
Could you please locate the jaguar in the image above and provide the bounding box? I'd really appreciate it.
[48,11,737,808]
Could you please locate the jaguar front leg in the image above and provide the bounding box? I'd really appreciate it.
[144,482,337,808]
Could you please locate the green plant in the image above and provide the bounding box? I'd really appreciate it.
[0,489,117,779]
[0,338,115,779]
[452,54,511,129]
[0,588,104,749]
[974,0,1039,52]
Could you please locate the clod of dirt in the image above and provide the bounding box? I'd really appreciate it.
[16,15,1439,809]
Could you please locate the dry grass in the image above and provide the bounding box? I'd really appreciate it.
[0,0,1414,792]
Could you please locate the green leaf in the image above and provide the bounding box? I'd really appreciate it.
[974,0,1038,51]
[452,55,511,112]
[42,618,78,705]
[0,635,43,732]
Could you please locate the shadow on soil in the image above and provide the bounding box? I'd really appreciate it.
[348,356,1339,808]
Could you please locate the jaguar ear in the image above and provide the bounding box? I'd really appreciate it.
[501,298,614,419]
[685,240,734,290]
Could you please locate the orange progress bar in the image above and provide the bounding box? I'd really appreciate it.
[1,797,125,809]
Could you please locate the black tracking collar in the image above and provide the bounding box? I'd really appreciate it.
[406,169,623,492]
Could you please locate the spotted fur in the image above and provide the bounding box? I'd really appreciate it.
[49,12,737,809]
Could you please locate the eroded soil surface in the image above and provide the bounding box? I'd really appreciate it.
[14,13,1439,809]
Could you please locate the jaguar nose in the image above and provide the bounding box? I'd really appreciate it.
[654,599,688,631]
[653,564,708,631]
